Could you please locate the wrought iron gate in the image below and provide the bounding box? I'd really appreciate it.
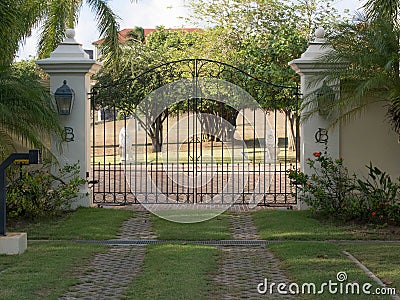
[90,59,299,207]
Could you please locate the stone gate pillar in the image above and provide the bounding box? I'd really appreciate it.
[288,28,340,209]
[37,29,101,207]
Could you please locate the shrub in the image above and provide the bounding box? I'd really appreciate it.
[6,162,86,219]
[289,151,400,225]
[355,163,400,224]
[288,150,356,217]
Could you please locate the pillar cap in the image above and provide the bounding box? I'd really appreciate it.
[36,28,102,74]
[288,27,334,74]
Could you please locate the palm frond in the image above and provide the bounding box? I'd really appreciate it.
[0,64,62,160]
[303,14,400,132]
[363,0,400,25]
[86,0,121,68]
[38,0,80,58]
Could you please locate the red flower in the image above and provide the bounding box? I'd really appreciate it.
[371,211,376,217]
[313,152,322,158]
[37,177,41,183]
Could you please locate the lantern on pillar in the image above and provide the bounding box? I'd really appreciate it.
[54,80,75,115]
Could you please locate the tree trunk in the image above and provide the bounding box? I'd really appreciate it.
[150,115,163,152]
[286,110,301,161]
[151,136,162,152]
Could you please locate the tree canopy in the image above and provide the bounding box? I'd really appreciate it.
[93,0,346,152]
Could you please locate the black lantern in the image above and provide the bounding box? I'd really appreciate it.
[54,80,75,115]
[316,81,335,116]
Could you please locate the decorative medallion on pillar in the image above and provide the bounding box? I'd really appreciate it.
[315,128,328,144]
[63,127,75,142]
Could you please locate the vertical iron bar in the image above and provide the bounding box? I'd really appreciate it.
[187,77,191,203]
[220,128,223,202]
[242,110,245,204]
[113,103,117,202]
[263,110,267,205]
[0,168,6,235]
[145,100,148,203]
[231,108,234,204]
[284,103,288,203]
[123,113,127,203]
[102,105,106,202]
[176,112,180,202]
[194,59,198,203]
[253,108,256,197]
[166,106,169,201]
[91,92,96,203]
[274,102,278,203]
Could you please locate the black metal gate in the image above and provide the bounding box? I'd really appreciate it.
[90,59,299,207]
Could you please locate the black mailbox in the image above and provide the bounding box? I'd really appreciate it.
[29,149,41,165]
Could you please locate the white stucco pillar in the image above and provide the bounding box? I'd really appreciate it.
[37,29,101,207]
[288,28,340,209]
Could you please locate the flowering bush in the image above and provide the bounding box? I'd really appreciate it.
[288,150,356,216]
[288,151,400,225]
[6,162,86,219]
[355,163,400,224]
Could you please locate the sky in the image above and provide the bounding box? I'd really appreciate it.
[16,0,365,60]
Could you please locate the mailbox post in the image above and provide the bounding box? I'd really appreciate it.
[0,150,41,236]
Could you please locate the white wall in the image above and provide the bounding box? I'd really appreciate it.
[340,101,400,178]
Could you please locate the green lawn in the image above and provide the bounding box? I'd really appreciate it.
[251,210,399,299]
[151,212,231,240]
[339,243,400,293]
[8,207,134,240]
[2,208,400,299]
[0,242,106,300]
[92,146,296,165]
[252,210,400,240]
[1,208,132,299]
[125,244,219,300]
[268,242,394,299]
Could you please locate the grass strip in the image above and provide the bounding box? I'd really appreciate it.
[0,241,106,300]
[339,243,400,293]
[125,244,219,299]
[268,242,392,299]
[151,213,231,240]
[253,210,399,240]
[8,207,134,240]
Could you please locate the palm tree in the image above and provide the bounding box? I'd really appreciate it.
[0,0,122,159]
[1,0,121,66]
[126,27,145,43]
[363,0,400,24]
[36,0,121,65]
[0,61,62,160]
[305,1,400,134]
[362,0,400,132]
[0,0,37,66]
